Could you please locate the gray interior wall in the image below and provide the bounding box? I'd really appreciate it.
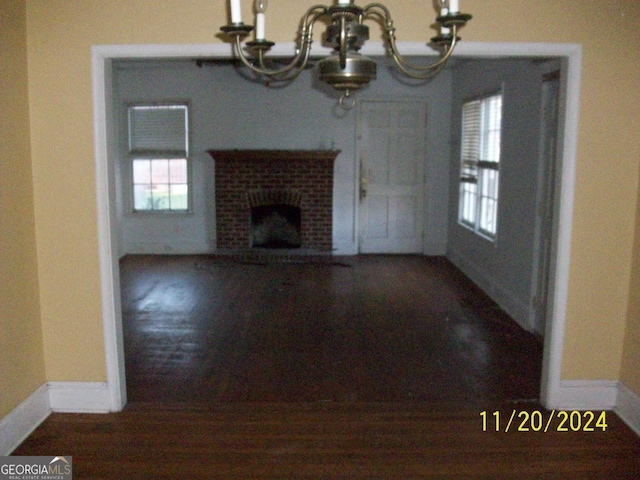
[112,56,552,332]
[113,58,452,255]
[447,59,547,330]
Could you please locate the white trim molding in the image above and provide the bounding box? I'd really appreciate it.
[123,242,216,255]
[545,380,640,436]
[538,42,583,409]
[48,382,112,414]
[0,382,112,454]
[92,41,582,415]
[616,382,640,437]
[0,385,50,455]
[92,50,128,413]
[549,380,619,411]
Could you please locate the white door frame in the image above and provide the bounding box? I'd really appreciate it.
[92,41,582,411]
[531,70,561,336]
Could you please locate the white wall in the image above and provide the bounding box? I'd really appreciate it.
[447,59,551,331]
[112,58,452,255]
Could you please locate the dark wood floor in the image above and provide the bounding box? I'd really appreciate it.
[14,401,640,479]
[14,255,640,477]
[120,254,542,404]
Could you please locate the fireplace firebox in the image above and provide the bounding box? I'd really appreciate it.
[251,204,302,249]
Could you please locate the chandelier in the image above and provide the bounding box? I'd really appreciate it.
[220,0,471,109]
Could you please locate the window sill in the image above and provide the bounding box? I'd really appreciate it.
[127,210,194,218]
[457,221,497,243]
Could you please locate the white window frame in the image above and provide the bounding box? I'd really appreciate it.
[458,91,503,240]
[126,101,192,215]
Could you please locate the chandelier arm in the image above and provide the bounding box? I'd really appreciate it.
[387,27,458,75]
[303,5,331,26]
[256,42,315,83]
[250,6,329,83]
[362,3,392,25]
[232,5,328,79]
[389,51,448,80]
[234,33,312,78]
[363,2,459,77]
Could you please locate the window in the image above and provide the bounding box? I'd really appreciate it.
[458,93,502,238]
[127,103,190,212]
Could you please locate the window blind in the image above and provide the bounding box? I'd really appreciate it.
[458,93,502,238]
[480,95,502,165]
[128,104,188,155]
[460,99,481,182]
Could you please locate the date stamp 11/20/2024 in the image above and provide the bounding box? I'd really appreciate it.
[480,410,608,433]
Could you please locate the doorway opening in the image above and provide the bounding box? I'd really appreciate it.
[92,42,581,411]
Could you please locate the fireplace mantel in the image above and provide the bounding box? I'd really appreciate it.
[208,149,341,163]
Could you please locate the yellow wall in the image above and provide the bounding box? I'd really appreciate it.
[20,0,640,396]
[622,168,640,394]
[0,0,45,418]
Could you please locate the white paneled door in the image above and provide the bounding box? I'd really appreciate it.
[357,100,427,253]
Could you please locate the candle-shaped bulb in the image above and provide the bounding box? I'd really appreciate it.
[448,0,459,14]
[230,0,242,24]
[440,7,451,35]
[254,0,267,40]
[255,0,267,13]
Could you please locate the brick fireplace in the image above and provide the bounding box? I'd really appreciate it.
[208,150,340,252]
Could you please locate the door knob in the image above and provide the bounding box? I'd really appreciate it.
[360,177,368,200]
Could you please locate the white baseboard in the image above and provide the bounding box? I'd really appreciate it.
[48,382,112,414]
[123,243,215,255]
[332,241,357,256]
[0,382,112,454]
[615,382,640,437]
[548,380,619,411]
[0,384,50,455]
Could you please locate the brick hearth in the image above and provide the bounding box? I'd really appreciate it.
[208,150,339,252]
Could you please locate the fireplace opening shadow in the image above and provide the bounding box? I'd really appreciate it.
[251,203,302,249]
